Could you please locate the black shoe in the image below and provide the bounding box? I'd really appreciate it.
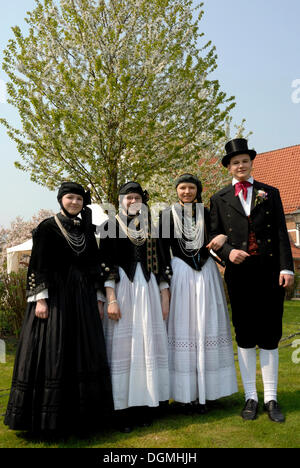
[171,402,194,415]
[264,400,285,423]
[119,425,133,433]
[195,404,208,415]
[138,419,153,428]
[115,408,134,433]
[156,400,170,418]
[135,406,153,428]
[181,403,194,415]
[241,399,258,420]
[192,401,208,415]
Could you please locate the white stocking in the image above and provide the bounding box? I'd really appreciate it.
[237,347,258,402]
[259,348,279,404]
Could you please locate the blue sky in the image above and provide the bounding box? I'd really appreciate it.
[1,0,300,227]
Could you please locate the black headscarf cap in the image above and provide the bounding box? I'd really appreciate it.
[57,182,91,206]
[118,181,149,203]
[175,173,203,201]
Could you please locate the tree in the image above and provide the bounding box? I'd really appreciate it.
[148,117,252,207]
[0,209,54,271]
[2,0,236,206]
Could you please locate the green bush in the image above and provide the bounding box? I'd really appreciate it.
[0,270,27,337]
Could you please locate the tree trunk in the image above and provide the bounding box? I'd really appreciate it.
[106,163,119,208]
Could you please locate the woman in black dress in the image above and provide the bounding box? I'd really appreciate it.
[5,182,113,434]
[159,174,237,413]
[99,182,171,432]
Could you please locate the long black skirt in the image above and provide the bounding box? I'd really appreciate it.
[5,267,114,432]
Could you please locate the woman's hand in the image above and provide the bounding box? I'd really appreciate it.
[98,301,104,320]
[106,286,121,321]
[206,234,228,251]
[161,288,170,321]
[107,301,122,321]
[35,299,49,319]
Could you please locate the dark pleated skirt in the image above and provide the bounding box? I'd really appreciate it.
[5,266,114,432]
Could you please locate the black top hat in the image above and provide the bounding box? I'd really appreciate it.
[221,138,256,167]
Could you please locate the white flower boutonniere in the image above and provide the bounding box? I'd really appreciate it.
[254,189,268,207]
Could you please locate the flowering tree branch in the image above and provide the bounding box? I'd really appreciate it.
[2,0,239,206]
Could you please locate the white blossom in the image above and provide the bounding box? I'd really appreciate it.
[2,0,241,206]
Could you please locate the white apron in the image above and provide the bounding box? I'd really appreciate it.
[168,256,237,404]
[103,263,169,410]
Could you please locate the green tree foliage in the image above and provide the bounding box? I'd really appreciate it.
[149,117,252,206]
[2,0,236,206]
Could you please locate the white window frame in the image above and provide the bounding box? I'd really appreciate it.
[288,228,300,246]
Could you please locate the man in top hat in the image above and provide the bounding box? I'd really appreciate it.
[208,138,294,423]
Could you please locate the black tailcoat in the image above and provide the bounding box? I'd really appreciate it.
[209,180,294,349]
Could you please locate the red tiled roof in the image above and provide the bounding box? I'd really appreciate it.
[252,145,300,214]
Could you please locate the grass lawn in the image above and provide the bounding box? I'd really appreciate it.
[0,301,300,449]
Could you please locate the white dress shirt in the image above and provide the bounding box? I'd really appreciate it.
[232,176,253,217]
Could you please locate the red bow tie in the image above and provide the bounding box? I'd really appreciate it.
[235,181,252,200]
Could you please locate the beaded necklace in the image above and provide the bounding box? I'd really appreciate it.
[171,202,204,257]
[115,213,148,246]
[54,214,86,254]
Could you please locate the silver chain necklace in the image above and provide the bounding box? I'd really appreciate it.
[171,203,204,257]
[115,214,148,246]
[54,215,86,254]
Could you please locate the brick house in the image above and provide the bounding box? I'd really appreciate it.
[252,144,300,298]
